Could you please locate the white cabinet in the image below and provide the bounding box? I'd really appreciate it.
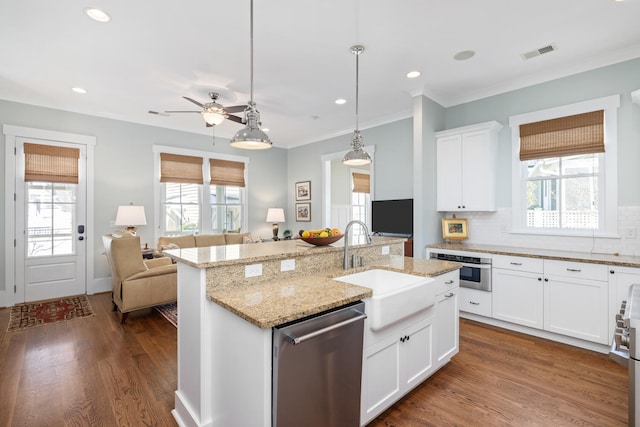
[435,121,503,212]
[492,255,544,329]
[361,313,434,426]
[544,260,609,345]
[434,271,459,367]
[459,287,492,317]
[608,265,640,341]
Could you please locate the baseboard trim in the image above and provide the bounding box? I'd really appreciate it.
[460,312,609,354]
[90,277,111,295]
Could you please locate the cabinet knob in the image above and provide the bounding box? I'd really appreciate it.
[610,270,615,274]
[538,277,542,281]
[544,278,549,282]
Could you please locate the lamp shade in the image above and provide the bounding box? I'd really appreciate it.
[115,205,147,227]
[266,208,285,223]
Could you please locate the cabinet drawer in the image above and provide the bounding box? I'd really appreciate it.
[492,255,543,273]
[435,271,459,295]
[544,259,608,282]
[459,287,492,317]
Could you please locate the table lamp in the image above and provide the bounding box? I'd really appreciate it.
[115,204,147,235]
[266,208,285,241]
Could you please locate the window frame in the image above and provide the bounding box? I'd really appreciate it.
[153,145,249,242]
[509,95,620,237]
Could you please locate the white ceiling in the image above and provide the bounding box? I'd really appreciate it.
[1,0,640,149]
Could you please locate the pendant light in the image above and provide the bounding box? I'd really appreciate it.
[230,0,272,150]
[343,44,372,166]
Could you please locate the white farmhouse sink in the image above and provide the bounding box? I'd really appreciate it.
[334,269,435,331]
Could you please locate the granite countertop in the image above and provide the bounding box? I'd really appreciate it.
[427,242,640,268]
[208,256,461,329]
[165,235,405,268]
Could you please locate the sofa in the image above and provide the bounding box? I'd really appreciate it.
[103,233,177,323]
[158,232,253,250]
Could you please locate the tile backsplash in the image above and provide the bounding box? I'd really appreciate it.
[450,207,640,256]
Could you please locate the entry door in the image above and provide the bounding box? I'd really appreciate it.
[15,138,87,302]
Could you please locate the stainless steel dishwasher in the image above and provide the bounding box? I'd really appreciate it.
[272,301,366,427]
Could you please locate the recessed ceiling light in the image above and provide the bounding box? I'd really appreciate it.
[335,98,347,105]
[72,87,87,94]
[453,50,475,61]
[85,8,111,23]
[406,71,421,79]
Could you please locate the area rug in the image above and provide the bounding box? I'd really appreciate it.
[155,302,177,327]
[7,294,94,332]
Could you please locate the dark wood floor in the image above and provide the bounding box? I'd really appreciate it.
[0,293,628,426]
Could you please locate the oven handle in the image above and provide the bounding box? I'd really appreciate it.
[460,263,492,269]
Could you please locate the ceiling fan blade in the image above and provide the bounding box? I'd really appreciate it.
[164,110,201,113]
[224,105,248,113]
[226,114,244,124]
[182,96,205,108]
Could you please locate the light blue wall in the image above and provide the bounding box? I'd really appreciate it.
[286,118,413,231]
[0,99,288,290]
[444,57,640,207]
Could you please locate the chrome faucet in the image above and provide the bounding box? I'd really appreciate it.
[343,220,372,269]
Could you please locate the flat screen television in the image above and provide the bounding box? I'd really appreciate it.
[371,199,413,236]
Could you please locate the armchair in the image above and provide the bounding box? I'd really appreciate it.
[103,233,177,323]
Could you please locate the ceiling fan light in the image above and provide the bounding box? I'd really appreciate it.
[202,111,225,125]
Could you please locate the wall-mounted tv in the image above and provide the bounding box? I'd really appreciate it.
[371,199,413,236]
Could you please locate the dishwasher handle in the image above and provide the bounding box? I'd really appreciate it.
[286,311,367,345]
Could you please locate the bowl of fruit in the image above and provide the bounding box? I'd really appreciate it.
[299,228,343,246]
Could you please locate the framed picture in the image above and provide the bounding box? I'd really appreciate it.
[442,218,468,240]
[296,203,311,222]
[295,181,311,201]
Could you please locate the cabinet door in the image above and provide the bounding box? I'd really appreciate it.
[436,134,463,211]
[492,268,543,329]
[435,288,459,367]
[544,275,609,344]
[402,317,434,390]
[460,130,496,211]
[361,336,401,425]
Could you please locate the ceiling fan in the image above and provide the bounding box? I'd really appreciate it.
[165,92,247,127]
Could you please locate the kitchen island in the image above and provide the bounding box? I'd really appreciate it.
[166,237,460,427]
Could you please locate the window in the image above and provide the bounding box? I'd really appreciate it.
[154,146,248,238]
[523,154,600,229]
[351,170,371,235]
[509,95,619,236]
[24,143,80,256]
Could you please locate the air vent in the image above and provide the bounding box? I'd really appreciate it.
[521,43,557,61]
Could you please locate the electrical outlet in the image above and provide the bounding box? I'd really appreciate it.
[626,226,637,239]
[381,246,390,255]
[245,264,263,278]
[281,259,295,272]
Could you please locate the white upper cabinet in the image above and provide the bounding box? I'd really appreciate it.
[436,121,503,212]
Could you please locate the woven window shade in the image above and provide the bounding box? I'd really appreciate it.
[210,159,245,187]
[160,153,204,184]
[24,143,80,184]
[519,110,604,161]
[352,172,370,193]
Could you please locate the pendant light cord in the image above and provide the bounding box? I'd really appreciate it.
[250,0,254,105]
[355,50,359,131]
